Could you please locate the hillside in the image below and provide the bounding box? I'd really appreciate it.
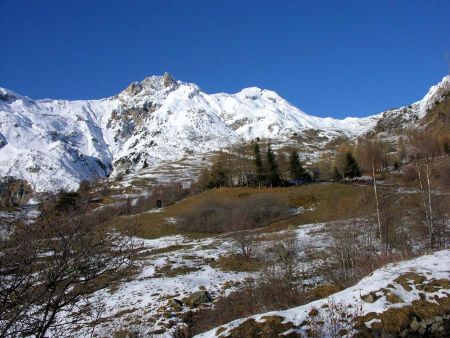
[1,74,449,192]
[195,250,450,338]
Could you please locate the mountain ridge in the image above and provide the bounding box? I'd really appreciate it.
[0,74,449,192]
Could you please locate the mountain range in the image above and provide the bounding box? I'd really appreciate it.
[0,73,449,192]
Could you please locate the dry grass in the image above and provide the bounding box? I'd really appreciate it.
[113,183,373,243]
[394,272,426,292]
[113,184,373,239]
[260,183,373,233]
[357,295,450,335]
[211,254,266,272]
[308,284,342,300]
[154,264,200,278]
[226,316,295,338]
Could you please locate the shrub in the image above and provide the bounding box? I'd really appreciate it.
[176,194,290,233]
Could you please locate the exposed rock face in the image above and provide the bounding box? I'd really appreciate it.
[163,72,175,88]
[0,133,7,150]
[0,176,33,208]
[373,105,419,134]
[124,82,142,96]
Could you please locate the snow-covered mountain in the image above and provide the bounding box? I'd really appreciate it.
[0,73,449,192]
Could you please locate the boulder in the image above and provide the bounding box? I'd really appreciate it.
[182,290,212,308]
[409,317,420,331]
[168,298,183,312]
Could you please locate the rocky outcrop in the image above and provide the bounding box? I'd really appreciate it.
[0,133,7,150]
[358,313,450,337]
[163,72,175,88]
[0,176,33,208]
[182,291,212,309]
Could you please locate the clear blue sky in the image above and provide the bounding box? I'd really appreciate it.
[1,0,449,118]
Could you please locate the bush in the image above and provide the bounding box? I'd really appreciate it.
[0,190,138,337]
[176,194,291,233]
[187,269,306,335]
[401,165,418,182]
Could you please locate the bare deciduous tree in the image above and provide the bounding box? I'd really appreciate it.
[409,131,440,247]
[0,196,138,337]
[356,137,390,241]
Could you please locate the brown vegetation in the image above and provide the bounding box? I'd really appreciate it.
[0,185,139,337]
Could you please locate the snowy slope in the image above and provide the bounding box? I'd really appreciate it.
[0,87,116,191]
[195,250,450,338]
[1,74,448,192]
[211,87,379,139]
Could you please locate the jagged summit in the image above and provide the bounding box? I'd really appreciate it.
[162,72,176,87]
[0,87,29,102]
[0,74,448,192]
[121,73,178,97]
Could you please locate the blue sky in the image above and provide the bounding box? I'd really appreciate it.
[1,0,449,118]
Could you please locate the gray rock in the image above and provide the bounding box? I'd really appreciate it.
[163,72,175,88]
[168,298,183,312]
[182,290,212,308]
[429,322,439,333]
[409,317,420,331]
[361,293,375,303]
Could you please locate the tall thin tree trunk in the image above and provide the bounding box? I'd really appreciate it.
[415,156,432,246]
[372,159,382,240]
[425,157,434,247]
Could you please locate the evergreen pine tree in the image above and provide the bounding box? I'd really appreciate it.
[343,151,361,178]
[254,143,265,184]
[266,144,280,186]
[289,150,306,181]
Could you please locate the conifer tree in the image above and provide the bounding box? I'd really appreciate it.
[266,144,280,186]
[254,142,265,184]
[343,151,361,178]
[289,150,306,180]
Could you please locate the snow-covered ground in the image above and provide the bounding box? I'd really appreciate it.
[195,250,450,338]
[54,221,332,337]
[77,231,252,336]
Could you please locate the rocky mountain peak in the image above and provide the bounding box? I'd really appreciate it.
[0,87,24,102]
[120,73,178,99]
[162,72,175,88]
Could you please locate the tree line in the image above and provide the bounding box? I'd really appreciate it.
[197,141,367,189]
